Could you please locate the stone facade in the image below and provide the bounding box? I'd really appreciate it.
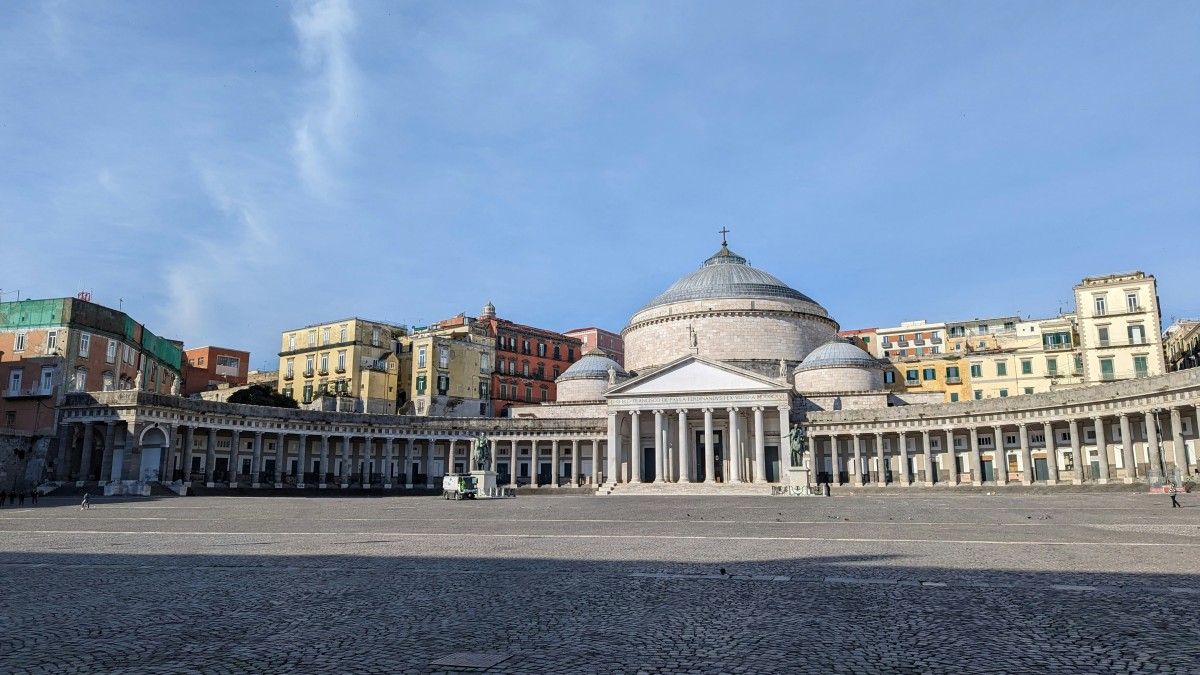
[794,365,882,393]
[555,377,612,403]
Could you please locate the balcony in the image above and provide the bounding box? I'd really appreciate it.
[283,372,295,380]
[303,369,315,378]
[3,386,54,398]
[945,376,962,385]
[1043,342,1074,352]
[896,340,910,347]
[930,337,943,345]
[904,379,920,387]
[913,339,926,346]
[318,368,329,376]
[335,367,346,374]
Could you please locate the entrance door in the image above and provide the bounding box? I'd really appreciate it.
[642,447,655,482]
[1089,460,1100,481]
[564,461,573,485]
[981,459,994,482]
[214,457,229,482]
[539,461,552,486]
[1033,457,1049,481]
[694,431,724,482]
[765,446,780,482]
[136,448,158,482]
[498,462,510,484]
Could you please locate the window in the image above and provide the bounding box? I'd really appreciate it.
[479,381,489,398]
[46,330,58,352]
[499,383,508,399]
[438,347,449,369]
[8,369,22,394]
[322,327,331,344]
[336,351,346,372]
[1094,296,1107,315]
[418,347,427,369]
[1097,326,1109,347]
[305,356,314,374]
[999,389,1008,398]
[1021,359,1032,375]
[949,392,959,402]
[568,347,576,361]
[319,354,329,373]
[1024,387,1034,395]
[339,325,347,342]
[970,364,982,378]
[1005,434,1017,446]
[905,369,918,383]
[123,344,134,364]
[79,333,91,357]
[922,368,936,381]
[198,356,205,366]
[1099,358,1115,381]
[524,384,533,402]
[286,359,294,377]
[102,372,115,391]
[1073,354,1083,375]
[537,363,545,379]
[416,375,427,395]
[522,362,530,377]
[509,358,516,374]
[996,361,1007,376]
[480,354,490,373]
[522,340,530,354]
[302,384,313,403]
[308,330,317,347]
[288,334,296,350]
[1046,357,1058,376]
[553,345,560,360]
[540,385,549,402]
[14,332,26,352]
[538,342,546,357]
[552,365,560,379]
[437,374,449,395]
[372,327,381,346]
[1126,292,1139,312]
[1128,324,1146,345]
[974,390,983,400]
[1133,355,1148,378]
[946,366,960,381]
[41,367,54,392]
[977,324,988,334]
[884,371,895,384]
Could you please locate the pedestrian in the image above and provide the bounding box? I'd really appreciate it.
[31,490,37,505]
[823,482,831,497]
[80,492,90,511]
[17,491,24,506]
[1169,484,1181,508]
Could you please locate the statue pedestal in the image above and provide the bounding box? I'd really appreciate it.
[786,467,811,487]
[472,470,497,495]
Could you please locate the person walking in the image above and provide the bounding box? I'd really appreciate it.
[30,490,37,505]
[17,491,24,506]
[1169,484,1181,508]
[80,492,90,511]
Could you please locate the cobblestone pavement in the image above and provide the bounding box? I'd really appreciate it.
[0,493,1197,674]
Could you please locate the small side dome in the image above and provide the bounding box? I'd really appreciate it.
[480,301,496,320]
[557,348,628,382]
[795,338,885,372]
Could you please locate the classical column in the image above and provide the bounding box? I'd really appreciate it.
[778,407,792,472]
[1170,408,1186,477]
[509,439,519,488]
[828,435,840,486]
[874,432,885,485]
[727,408,741,483]
[1094,416,1111,483]
[1119,413,1135,482]
[1018,424,1032,485]
[753,407,767,483]
[1042,422,1059,484]
[1142,411,1162,477]
[943,429,957,486]
[991,426,1006,486]
[251,431,264,486]
[205,428,218,484]
[703,408,716,483]
[404,438,414,488]
[969,428,981,486]
[653,411,666,483]
[551,439,560,488]
[851,434,864,487]
[591,439,602,486]
[77,423,95,483]
[921,430,933,487]
[606,412,619,485]
[897,431,910,487]
[489,438,498,474]
[101,422,117,484]
[54,424,72,481]
[677,409,691,483]
[339,436,350,487]
[229,430,242,485]
[1068,419,1083,484]
[182,426,195,482]
[570,439,579,486]
[274,432,285,485]
[295,433,306,485]
[384,438,394,487]
[810,434,822,481]
[630,411,643,484]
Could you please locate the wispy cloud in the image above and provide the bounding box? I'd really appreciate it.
[291,0,359,198]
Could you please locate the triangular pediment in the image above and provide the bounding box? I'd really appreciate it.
[607,356,788,398]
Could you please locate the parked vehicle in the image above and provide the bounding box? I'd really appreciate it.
[441,474,478,500]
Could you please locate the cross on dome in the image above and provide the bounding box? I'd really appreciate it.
[719,227,730,246]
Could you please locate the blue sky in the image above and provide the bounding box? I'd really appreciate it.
[2,1,1198,370]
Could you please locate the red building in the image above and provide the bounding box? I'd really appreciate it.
[477,302,582,417]
[563,327,625,367]
[182,346,250,395]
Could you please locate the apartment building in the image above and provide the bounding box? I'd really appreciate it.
[183,346,249,395]
[882,355,972,402]
[838,328,879,357]
[1165,320,1200,372]
[1073,272,1165,383]
[277,318,406,414]
[876,321,946,359]
[399,314,495,417]
[476,302,582,417]
[564,327,625,367]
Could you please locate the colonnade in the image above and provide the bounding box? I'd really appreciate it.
[808,405,1198,487]
[605,405,791,485]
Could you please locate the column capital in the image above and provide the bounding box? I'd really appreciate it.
[652,409,664,416]
[701,407,714,414]
[628,409,641,416]
[752,406,764,412]
[776,405,789,413]
[676,408,688,415]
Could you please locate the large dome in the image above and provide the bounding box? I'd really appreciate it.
[639,245,818,313]
[622,241,838,376]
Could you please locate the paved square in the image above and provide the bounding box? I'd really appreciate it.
[1,492,1198,674]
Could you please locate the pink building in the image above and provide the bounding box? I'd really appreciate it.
[564,327,625,367]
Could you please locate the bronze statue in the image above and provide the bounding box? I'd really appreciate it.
[789,424,806,466]
[472,433,491,471]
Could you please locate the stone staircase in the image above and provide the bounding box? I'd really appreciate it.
[598,481,773,496]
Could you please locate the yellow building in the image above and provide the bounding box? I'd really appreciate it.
[399,315,495,417]
[277,318,405,414]
[1074,271,1165,383]
[883,355,972,402]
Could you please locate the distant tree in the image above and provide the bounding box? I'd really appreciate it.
[227,384,299,409]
